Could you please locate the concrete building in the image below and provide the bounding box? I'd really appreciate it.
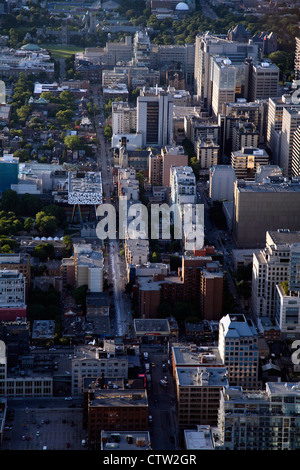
[124,239,149,266]
[0,254,31,297]
[170,165,196,205]
[280,107,300,177]
[196,137,220,170]
[252,230,300,321]
[74,244,104,293]
[137,87,173,147]
[0,270,26,321]
[232,178,300,248]
[231,147,269,180]
[72,344,129,396]
[266,95,296,165]
[218,383,300,450]
[175,366,229,427]
[231,122,259,152]
[194,33,258,110]
[209,165,236,202]
[211,57,236,119]
[184,425,220,450]
[219,314,260,389]
[161,145,188,186]
[248,61,279,102]
[112,101,137,135]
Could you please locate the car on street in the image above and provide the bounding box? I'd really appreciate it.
[65,397,72,400]
[36,431,40,437]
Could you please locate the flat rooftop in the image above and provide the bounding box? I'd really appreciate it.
[89,389,148,407]
[237,179,300,193]
[101,431,151,451]
[176,366,228,387]
[134,318,170,335]
[267,230,300,246]
[172,345,223,367]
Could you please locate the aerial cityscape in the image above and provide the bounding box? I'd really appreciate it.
[0,0,299,457]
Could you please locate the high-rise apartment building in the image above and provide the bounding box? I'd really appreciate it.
[196,137,220,169]
[137,87,173,147]
[252,230,300,320]
[218,314,260,389]
[218,382,300,450]
[170,166,196,205]
[112,101,137,135]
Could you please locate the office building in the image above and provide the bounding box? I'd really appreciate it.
[194,33,258,110]
[209,165,236,202]
[175,366,228,427]
[280,107,300,177]
[218,383,300,450]
[0,154,18,192]
[71,345,128,396]
[0,254,31,297]
[248,61,279,102]
[266,95,295,164]
[87,389,148,449]
[232,178,300,248]
[211,57,236,119]
[231,147,269,180]
[218,314,260,389]
[137,87,173,147]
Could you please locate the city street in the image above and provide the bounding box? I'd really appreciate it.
[141,348,180,450]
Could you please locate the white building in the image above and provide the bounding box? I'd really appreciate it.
[218,313,260,390]
[74,244,104,293]
[252,230,300,321]
[170,166,196,206]
[0,270,25,308]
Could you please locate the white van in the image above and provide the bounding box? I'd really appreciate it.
[81,440,86,447]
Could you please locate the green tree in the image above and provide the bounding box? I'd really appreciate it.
[24,217,33,232]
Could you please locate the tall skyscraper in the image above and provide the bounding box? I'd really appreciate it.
[194,33,258,110]
[137,87,173,147]
[280,107,300,176]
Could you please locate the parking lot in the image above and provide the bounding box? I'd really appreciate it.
[2,408,88,450]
